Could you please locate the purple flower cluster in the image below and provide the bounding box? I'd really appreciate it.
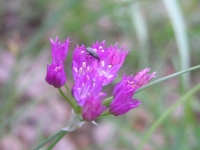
[71,41,129,120]
[110,68,156,116]
[45,37,156,121]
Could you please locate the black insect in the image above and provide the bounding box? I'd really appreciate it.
[86,47,100,62]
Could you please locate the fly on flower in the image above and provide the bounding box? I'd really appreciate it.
[86,47,100,62]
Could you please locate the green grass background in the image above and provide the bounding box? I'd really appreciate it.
[0,0,200,149]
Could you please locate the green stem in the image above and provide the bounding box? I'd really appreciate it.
[58,88,76,110]
[103,65,200,106]
[102,97,113,106]
[46,131,67,150]
[64,84,77,106]
[100,111,111,117]
[64,84,72,97]
[136,83,200,150]
[32,130,67,150]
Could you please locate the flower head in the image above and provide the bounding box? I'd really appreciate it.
[91,41,129,86]
[72,41,128,86]
[72,45,93,80]
[45,38,157,123]
[72,73,103,106]
[110,68,156,116]
[45,37,70,88]
[133,68,156,87]
[82,93,107,121]
[72,70,107,120]
[110,91,141,116]
[71,40,130,119]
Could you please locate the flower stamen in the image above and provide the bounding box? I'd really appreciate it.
[54,66,62,71]
[101,61,105,67]
[82,62,86,68]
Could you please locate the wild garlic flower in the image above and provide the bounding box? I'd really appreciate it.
[46,37,156,121]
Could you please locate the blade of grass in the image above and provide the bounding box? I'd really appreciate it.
[162,0,190,90]
[32,130,67,150]
[46,131,67,150]
[58,88,76,111]
[129,3,149,68]
[136,83,200,150]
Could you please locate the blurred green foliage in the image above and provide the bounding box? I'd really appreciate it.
[0,0,200,149]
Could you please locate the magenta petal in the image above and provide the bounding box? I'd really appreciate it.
[72,73,104,106]
[110,98,141,116]
[110,69,156,116]
[45,64,66,88]
[51,37,70,64]
[133,68,156,87]
[45,37,70,88]
[107,44,129,66]
[110,90,141,116]
[82,94,107,121]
